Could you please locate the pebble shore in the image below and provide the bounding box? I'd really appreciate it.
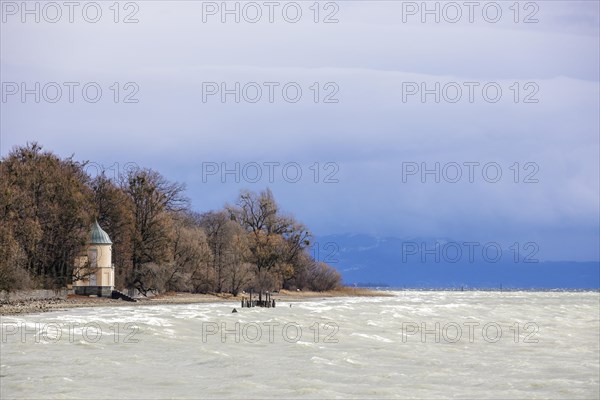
[0,288,387,316]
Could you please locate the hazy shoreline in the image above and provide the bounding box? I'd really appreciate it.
[0,288,388,316]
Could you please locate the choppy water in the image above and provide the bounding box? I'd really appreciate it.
[1,291,599,399]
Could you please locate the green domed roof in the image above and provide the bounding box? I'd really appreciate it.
[90,220,112,245]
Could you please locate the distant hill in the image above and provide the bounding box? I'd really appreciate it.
[313,234,600,289]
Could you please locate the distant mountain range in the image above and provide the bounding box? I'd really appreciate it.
[312,234,600,289]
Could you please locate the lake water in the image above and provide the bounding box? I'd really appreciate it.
[1,291,599,399]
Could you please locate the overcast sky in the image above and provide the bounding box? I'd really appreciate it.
[1,1,598,261]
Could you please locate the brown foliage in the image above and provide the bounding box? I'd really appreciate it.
[0,143,92,288]
[306,262,342,291]
[1,144,342,294]
[0,225,32,291]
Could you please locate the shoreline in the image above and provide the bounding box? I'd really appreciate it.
[0,288,389,316]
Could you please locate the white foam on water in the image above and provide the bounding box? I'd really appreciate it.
[1,291,598,399]
[350,332,394,343]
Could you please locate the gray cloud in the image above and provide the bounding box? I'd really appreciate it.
[1,1,598,261]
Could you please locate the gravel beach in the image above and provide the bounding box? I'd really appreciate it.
[0,288,386,315]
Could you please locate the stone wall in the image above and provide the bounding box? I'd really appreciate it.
[0,289,68,303]
[72,286,113,297]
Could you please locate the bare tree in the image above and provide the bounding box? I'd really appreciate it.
[0,143,93,288]
[124,168,187,292]
[0,225,32,292]
[227,189,312,289]
[200,211,233,292]
[223,228,253,296]
[169,211,210,292]
[307,261,342,291]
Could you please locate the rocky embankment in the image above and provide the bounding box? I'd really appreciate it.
[0,296,124,315]
[0,298,68,315]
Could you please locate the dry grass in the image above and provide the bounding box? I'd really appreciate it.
[278,286,391,298]
[333,286,393,296]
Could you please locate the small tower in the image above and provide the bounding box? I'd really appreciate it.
[73,220,115,297]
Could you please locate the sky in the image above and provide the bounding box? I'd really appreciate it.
[1,1,599,262]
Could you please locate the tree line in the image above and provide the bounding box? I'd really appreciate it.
[0,143,342,294]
